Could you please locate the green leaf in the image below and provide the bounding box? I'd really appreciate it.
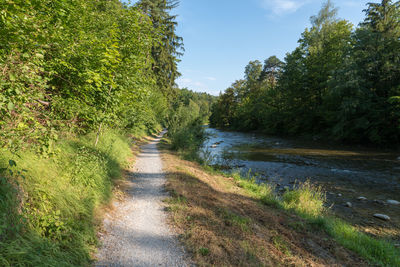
[8,160,16,167]
[7,102,14,111]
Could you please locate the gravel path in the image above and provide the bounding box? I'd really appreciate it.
[96,132,189,267]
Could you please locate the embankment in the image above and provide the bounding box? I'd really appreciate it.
[0,129,146,266]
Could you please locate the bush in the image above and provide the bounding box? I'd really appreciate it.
[167,102,206,159]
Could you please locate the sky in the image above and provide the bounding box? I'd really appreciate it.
[173,0,379,95]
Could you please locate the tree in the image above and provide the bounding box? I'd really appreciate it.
[260,56,284,88]
[329,0,400,143]
[136,0,184,98]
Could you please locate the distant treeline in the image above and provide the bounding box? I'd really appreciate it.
[210,0,400,145]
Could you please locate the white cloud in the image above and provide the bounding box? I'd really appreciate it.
[205,76,217,81]
[261,0,309,15]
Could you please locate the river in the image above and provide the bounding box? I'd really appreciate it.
[201,127,400,242]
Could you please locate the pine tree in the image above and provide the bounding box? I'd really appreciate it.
[136,0,184,97]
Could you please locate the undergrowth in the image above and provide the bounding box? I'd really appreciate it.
[0,129,134,266]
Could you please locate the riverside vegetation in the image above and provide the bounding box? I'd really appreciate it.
[0,0,204,265]
[1,0,399,266]
[162,134,400,266]
[162,1,400,266]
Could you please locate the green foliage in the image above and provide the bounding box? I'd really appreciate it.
[0,0,184,265]
[166,88,215,159]
[136,0,184,98]
[0,129,132,266]
[0,0,177,151]
[210,0,400,145]
[324,218,400,267]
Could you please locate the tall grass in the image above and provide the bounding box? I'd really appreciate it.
[0,129,132,266]
[282,181,325,219]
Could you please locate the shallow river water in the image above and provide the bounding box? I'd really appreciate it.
[201,127,400,241]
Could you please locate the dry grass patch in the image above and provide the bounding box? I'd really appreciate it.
[160,146,367,267]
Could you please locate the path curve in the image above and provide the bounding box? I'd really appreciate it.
[96,132,189,267]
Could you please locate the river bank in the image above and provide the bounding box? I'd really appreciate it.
[202,128,400,243]
[160,140,369,266]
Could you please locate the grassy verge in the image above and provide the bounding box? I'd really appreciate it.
[232,172,400,266]
[160,140,370,266]
[161,139,400,267]
[0,128,150,266]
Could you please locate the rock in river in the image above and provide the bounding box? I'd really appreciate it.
[374,199,386,205]
[387,199,400,205]
[373,214,390,221]
[345,202,352,208]
[357,196,367,201]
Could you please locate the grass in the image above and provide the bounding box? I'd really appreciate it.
[225,170,400,266]
[161,138,400,266]
[0,128,136,266]
[324,218,400,266]
[219,208,251,232]
[161,146,370,266]
[282,181,326,219]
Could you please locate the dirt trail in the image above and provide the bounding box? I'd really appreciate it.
[96,132,189,267]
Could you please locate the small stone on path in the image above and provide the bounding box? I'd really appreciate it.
[373,214,390,221]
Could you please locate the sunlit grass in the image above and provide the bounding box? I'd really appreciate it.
[227,171,400,267]
[231,171,280,208]
[282,181,325,219]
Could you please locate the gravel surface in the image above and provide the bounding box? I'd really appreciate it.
[96,132,190,267]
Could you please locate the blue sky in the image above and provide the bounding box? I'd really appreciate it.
[173,0,378,95]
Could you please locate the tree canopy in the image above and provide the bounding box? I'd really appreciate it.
[210,0,400,145]
[0,0,185,152]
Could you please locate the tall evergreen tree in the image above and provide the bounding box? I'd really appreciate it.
[136,0,184,97]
